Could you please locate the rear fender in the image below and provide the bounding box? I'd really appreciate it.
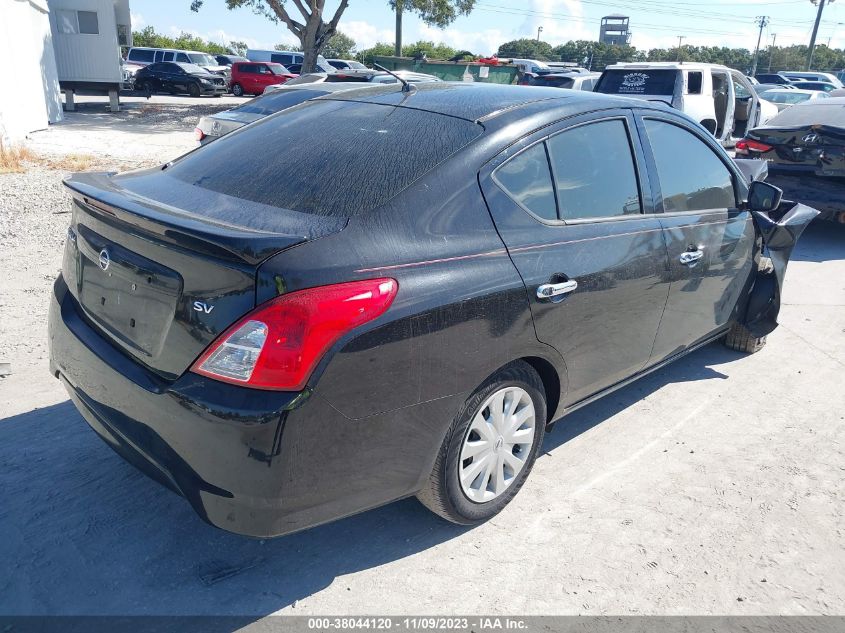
[741,202,819,336]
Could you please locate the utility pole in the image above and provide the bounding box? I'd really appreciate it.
[676,35,685,61]
[750,16,769,77]
[537,26,543,41]
[807,0,835,70]
[394,0,403,57]
[767,33,777,72]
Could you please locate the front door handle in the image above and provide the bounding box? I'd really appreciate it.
[679,249,704,266]
[537,279,578,299]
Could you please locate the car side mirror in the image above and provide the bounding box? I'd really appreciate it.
[747,180,783,212]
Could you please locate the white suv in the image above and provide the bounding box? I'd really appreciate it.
[595,62,778,146]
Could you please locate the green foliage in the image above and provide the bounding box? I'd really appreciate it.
[274,42,302,52]
[323,31,357,58]
[497,39,554,61]
[358,40,463,65]
[131,26,229,54]
[359,42,396,66]
[228,40,248,56]
[389,0,474,29]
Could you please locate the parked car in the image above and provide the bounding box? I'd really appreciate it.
[755,83,797,95]
[594,62,778,146]
[126,47,230,81]
[528,72,600,91]
[246,49,335,74]
[195,83,382,144]
[275,69,441,89]
[754,73,793,85]
[133,62,227,97]
[229,61,297,96]
[327,58,367,70]
[757,88,830,111]
[788,81,838,93]
[736,97,845,224]
[781,71,843,88]
[215,54,249,67]
[49,84,816,538]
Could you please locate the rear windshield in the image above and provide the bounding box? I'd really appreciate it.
[595,69,678,96]
[531,75,574,88]
[231,89,328,116]
[166,100,483,217]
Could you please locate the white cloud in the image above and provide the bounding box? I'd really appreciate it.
[417,24,507,55]
[130,12,145,29]
[340,20,395,49]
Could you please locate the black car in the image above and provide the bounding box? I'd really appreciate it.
[215,54,249,67]
[754,73,792,85]
[736,97,845,223]
[134,62,227,97]
[49,83,816,538]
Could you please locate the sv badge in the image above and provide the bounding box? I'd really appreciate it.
[193,301,215,314]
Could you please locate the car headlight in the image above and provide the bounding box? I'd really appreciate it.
[200,78,212,85]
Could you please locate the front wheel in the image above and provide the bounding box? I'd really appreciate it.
[417,361,546,525]
[188,83,201,98]
[231,83,244,97]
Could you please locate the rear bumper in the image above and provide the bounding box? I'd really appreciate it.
[765,170,844,222]
[48,275,462,537]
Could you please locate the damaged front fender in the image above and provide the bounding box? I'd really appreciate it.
[741,202,820,337]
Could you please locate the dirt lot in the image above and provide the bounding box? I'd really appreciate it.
[1,96,844,618]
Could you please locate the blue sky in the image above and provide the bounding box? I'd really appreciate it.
[130,0,845,56]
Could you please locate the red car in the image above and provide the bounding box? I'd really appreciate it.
[230,62,297,96]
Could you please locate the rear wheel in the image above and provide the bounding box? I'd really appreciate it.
[724,323,766,354]
[232,83,244,97]
[188,83,201,98]
[140,80,155,94]
[417,361,546,525]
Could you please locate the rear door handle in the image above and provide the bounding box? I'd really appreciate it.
[679,250,704,266]
[537,280,578,299]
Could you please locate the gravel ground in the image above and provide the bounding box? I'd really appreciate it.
[0,101,844,619]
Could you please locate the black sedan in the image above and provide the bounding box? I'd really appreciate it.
[134,62,227,97]
[736,97,845,223]
[49,84,816,538]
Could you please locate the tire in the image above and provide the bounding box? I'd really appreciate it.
[724,322,766,354]
[232,83,244,97]
[188,83,201,98]
[140,80,155,94]
[417,360,547,525]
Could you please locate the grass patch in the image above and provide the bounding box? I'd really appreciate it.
[0,141,98,174]
[0,141,37,174]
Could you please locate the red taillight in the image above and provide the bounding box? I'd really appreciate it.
[191,278,398,391]
[735,138,772,153]
[194,127,205,142]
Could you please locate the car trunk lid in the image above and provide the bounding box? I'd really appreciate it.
[62,171,347,380]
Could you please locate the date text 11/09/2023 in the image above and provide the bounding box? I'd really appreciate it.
[307,617,528,630]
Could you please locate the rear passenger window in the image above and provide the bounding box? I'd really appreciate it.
[687,72,702,94]
[644,119,736,212]
[493,144,557,221]
[547,119,642,220]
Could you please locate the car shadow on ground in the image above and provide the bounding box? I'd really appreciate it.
[789,219,845,262]
[0,341,743,619]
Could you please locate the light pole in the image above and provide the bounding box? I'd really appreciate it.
[537,26,543,41]
[676,35,686,61]
[750,16,769,77]
[767,33,777,72]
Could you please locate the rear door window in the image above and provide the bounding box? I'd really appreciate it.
[129,49,154,63]
[493,144,557,221]
[644,119,736,212]
[166,101,483,217]
[596,69,678,96]
[271,53,293,65]
[547,119,642,220]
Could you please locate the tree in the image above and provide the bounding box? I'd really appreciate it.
[359,42,396,66]
[402,40,458,60]
[131,25,228,55]
[497,38,554,60]
[390,0,475,56]
[322,30,357,58]
[274,41,302,51]
[190,0,350,73]
[228,40,249,56]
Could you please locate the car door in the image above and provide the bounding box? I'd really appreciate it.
[255,64,273,92]
[635,112,755,364]
[480,111,672,406]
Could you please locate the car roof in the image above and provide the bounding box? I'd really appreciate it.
[605,61,729,71]
[318,81,666,122]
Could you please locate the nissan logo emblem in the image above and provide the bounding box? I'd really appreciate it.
[98,249,111,271]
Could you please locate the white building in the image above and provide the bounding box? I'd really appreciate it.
[0,0,131,144]
[0,0,64,143]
